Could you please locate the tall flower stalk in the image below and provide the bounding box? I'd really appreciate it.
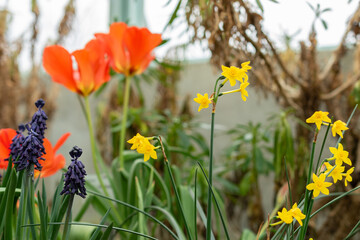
[194,63,252,239]
[14,99,48,239]
[118,76,132,169]
[83,96,108,196]
[61,146,87,240]
[95,22,162,169]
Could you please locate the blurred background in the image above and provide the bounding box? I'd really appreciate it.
[0,0,360,239]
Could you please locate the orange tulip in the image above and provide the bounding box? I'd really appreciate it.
[34,133,71,178]
[43,39,110,96]
[0,128,70,178]
[0,128,17,169]
[95,22,162,76]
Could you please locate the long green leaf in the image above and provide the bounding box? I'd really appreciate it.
[100,222,114,240]
[88,190,179,240]
[163,0,182,31]
[135,177,147,240]
[90,208,111,240]
[26,222,159,240]
[3,169,17,239]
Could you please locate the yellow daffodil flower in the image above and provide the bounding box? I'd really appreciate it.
[306,173,332,197]
[328,143,352,166]
[306,111,331,130]
[221,65,249,86]
[331,120,348,138]
[241,61,252,72]
[289,203,306,226]
[343,167,354,187]
[220,81,250,101]
[324,162,345,183]
[239,81,250,101]
[193,93,212,112]
[137,138,158,162]
[277,208,293,224]
[127,133,146,150]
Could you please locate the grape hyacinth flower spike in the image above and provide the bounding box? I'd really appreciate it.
[6,124,26,161]
[30,99,48,140]
[13,124,45,172]
[61,146,87,198]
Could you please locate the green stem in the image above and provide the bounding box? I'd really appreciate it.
[206,111,215,240]
[84,96,109,196]
[299,137,316,239]
[118,76,132,169]
[62,194,74,240]
[205,76,223,240]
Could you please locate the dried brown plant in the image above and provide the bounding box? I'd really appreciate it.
[181,0,360,236]
[0,0,76,129]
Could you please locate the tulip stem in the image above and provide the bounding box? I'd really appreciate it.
[118,76,131,169]
[84,96,109,196]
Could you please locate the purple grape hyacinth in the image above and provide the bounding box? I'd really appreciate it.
[12,99,47,173]
[13,125,45,172]
[30,99,48,140]
[6,124,25,161]
[60,146,87,198]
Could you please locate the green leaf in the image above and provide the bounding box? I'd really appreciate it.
[3,169,17,240]
[239,172,252,196]
[240,229,256,240]
[135,177,147,239]
[256,0,264,12]
[90,208,111,240]
[38,190,48,240]
[163,0,183,31]
[321,19,328,30]
[49,194,70,240]
[180,186,196,239]
[100,223,114,240]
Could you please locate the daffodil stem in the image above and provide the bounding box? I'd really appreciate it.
[205,77,223,240]
[299,138,316,239]
[62,194,74,240]
[118,76,131,169]
[84,96,109,196]
[206,111,215,240]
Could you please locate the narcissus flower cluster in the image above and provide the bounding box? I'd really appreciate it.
[193,62,252,112]
[127,133,159,162]
[276,203,306,226]
[305,110,355,198]
[306,111,348,138]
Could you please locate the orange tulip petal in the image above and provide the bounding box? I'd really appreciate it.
[53,133,71,152]
[124,27,162,75]
[84,39,110,90]
[0,129,17,169]
[37,155,66,178]
[73,49,95,96]
[43,46,78,93]
[34,134,69,178]
[95,22,128,73]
